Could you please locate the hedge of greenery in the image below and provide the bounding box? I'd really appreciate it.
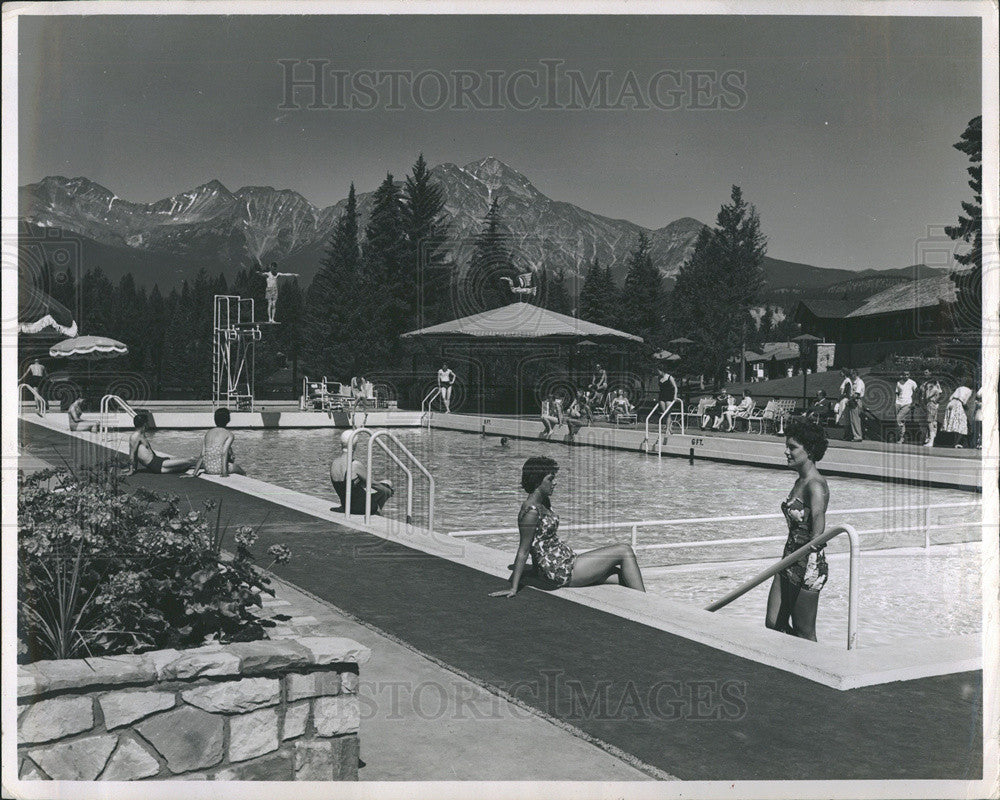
[18,466,291,663]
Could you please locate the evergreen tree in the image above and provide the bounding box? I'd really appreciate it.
[670,186,767,386]
[462,198,515,313]
[545,266,573,315]
[944,116,982,333]
[80,268,115,336]
[403,154,452,326]
[360,174,411,366]
[147,285,167,390]
[616,232,666,346]
[275,278,304,389]
[579,258,619,325]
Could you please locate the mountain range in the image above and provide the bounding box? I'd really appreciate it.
[19,156,945,302]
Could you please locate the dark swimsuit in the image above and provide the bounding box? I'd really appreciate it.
[142,455,166,474]
[780,495,828,591]
[332,476,369,514]
[658,377,676,403]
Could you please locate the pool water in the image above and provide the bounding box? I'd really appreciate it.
[147,427,984,646]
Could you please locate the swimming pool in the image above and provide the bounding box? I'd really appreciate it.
[147,427,983,646]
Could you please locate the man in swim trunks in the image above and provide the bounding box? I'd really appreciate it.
[257,262,299,323]
[437,363,456,412]
[126,412,197,475]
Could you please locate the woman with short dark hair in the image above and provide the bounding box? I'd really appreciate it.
[765,418,830,641]
[191,407,245,477]
[490,456,645,598]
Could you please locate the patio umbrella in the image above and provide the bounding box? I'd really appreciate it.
[19,284,77,337]
[668,337,694,345]
[652,350,681,361]
[50,335,128,360]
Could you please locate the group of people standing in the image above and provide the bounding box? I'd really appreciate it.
[890,369,980,448]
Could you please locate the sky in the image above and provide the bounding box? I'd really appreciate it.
[17,12,983,271]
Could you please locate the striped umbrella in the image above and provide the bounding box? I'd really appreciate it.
[19,284,77,337]
[49,335,128,360]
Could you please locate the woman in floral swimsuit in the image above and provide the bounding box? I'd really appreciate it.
[490,456,646,597]
[764,418,830,641]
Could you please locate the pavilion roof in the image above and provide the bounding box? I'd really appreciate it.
[400,302,643,342]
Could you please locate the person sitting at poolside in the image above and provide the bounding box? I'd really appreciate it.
[490,456,645,597]
[539,392,563,439]
[330,429,394,515]
[807,390,835,426]
[723,389,754,431]
[126,412,197,475]
[704,389,732,430]
[610,389,634,422]
[67,397,98,432]
[191,408,245,477]
[565,395,589,440]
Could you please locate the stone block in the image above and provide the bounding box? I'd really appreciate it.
[226,639,311,674]
[29,734,117,780]
[100,737,162,780]
[330,734,361,780]
[286,671,341,701]
[297,637,371,666]
[100,690,176,729]
[182,677,279,713]
[31,659,102,694]
[18,696,94,745]
[293,741,334,780]
[313,696,360,737]
[157,647,241,680]
[228,707,279,763]
[341,671,359,695]
[18,670,40,699]
[282,701,309,740]
[135,705,224,773]
[82,654,156,686]
[19,759,44,780]
[143,649,183,680]
[212,752,293,781]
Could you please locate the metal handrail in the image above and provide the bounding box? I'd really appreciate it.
[421,387,442,428]
[18,383,48,416]
[705,523,861,650]
[98,394,138,445]
[366,430,435,530]
[341,428,436,531]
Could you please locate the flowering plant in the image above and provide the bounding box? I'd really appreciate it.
[18,466,292,662]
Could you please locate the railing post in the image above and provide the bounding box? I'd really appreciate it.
[631,524,638,549]
[924,505,931,549]
[846,524,860,650]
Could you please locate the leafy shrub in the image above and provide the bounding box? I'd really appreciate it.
[18,466,291,663]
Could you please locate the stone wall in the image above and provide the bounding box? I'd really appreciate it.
[17,637,369,781]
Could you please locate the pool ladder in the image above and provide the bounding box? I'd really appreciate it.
[642,399,684,455]
[421,386,442,428]
[342,427,435,531]
[18,383,48,417]
[98,394,138,447]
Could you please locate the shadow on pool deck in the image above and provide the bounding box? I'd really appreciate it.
[18,420,984,782]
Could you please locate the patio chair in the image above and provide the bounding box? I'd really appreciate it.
[747,400,776,434]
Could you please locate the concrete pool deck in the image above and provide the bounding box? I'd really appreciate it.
[15,418,985,781]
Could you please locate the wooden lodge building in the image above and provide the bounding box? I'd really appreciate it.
[792,273,973,368]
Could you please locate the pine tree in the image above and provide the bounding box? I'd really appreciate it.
[616,232,666,346]
[403,154,452,326]
[670,186,767,385]
[944,116,982,334]
[462,198,515,313]
[360,174,411,366]
[545,267,573,315]
[579,258,619,325]
[275,278,304,389]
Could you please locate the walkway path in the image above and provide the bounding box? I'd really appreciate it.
[18,420,983,781]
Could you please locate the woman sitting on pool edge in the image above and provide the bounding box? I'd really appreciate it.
[490,456,645,597]
[765,418,830,642]
[126,412,197,475]
[191,408,245,477]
